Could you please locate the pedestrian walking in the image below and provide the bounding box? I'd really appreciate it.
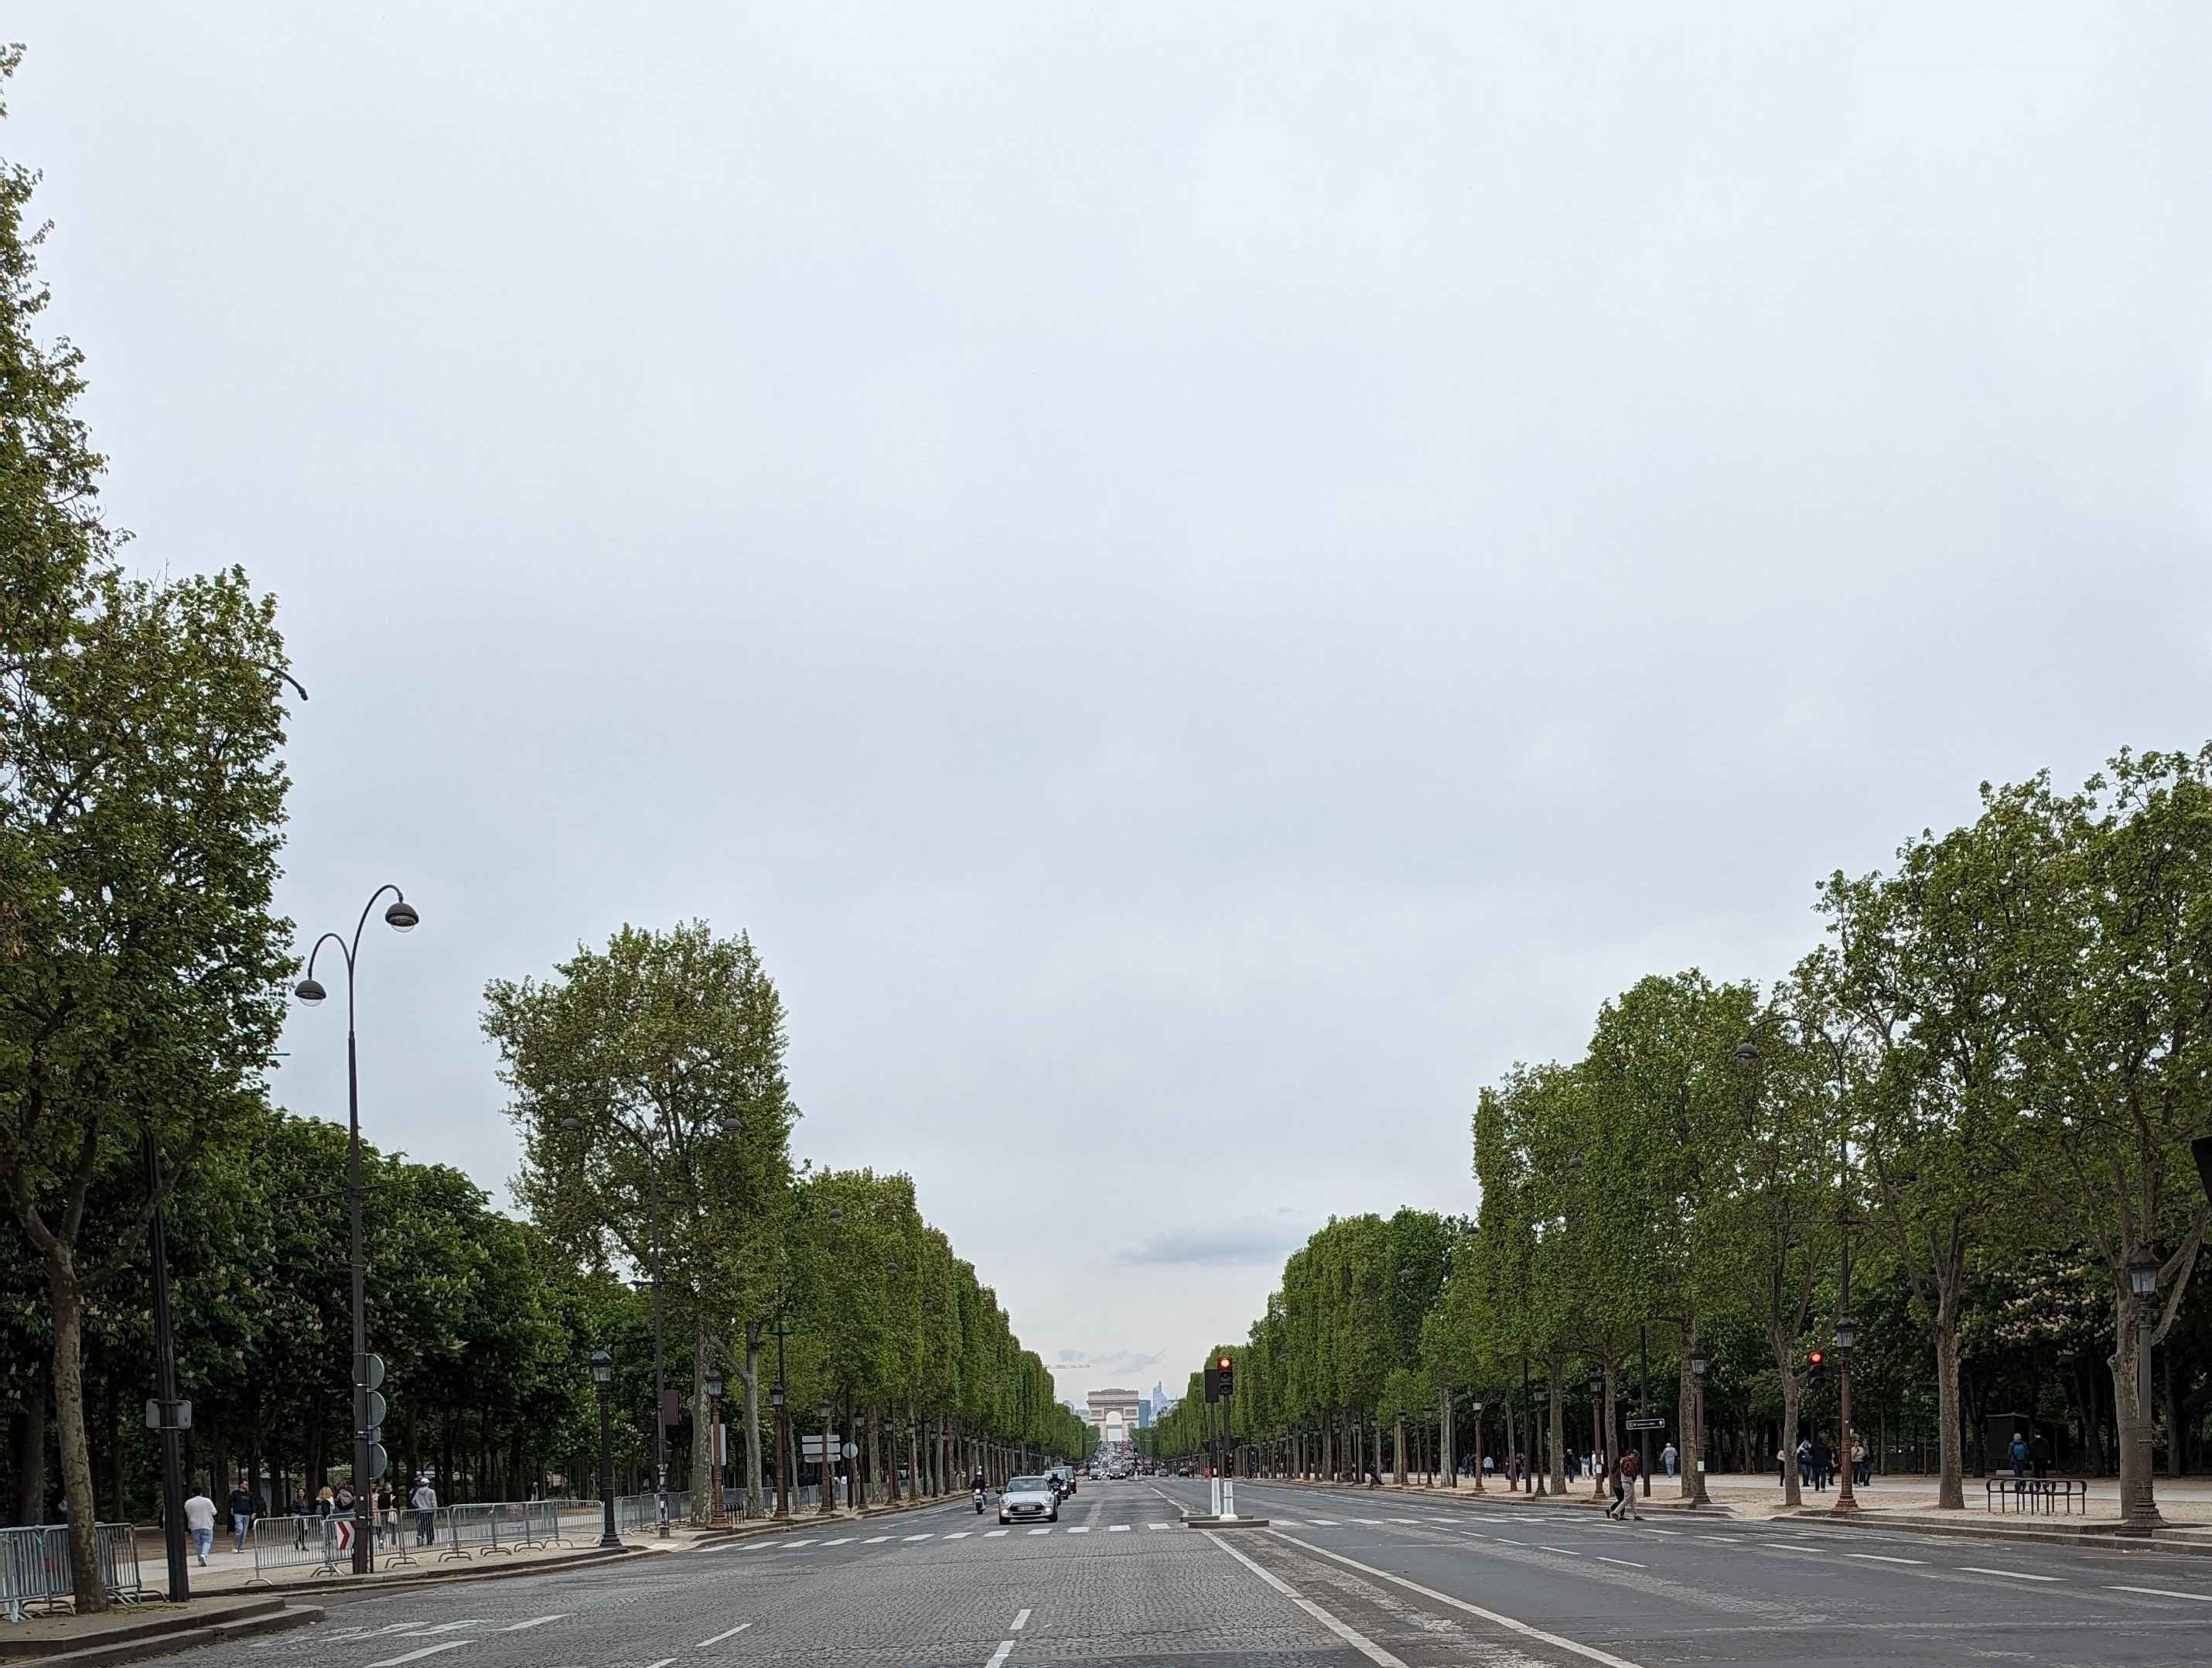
[1608,1448,1643,1519]
[377,1483,396,1546]
[1796,1438,1812,1488]
[411,1476,439,1546]
[183,1487,217,1566]
[227,1477,257,1553]
[1660,1441,1677,1478]
[291,1489,312,1550]
[1811,1437,1832,1492]
[1851,1437,1869,1489]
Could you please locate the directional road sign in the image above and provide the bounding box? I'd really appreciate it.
[1625,1417,1667,1431]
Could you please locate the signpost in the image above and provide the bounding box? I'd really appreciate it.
[1626,1417,1667,1432]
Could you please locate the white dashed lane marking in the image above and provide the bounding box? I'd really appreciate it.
[1960,1567,2058,1581]
[364,1648,469,1668]
[985,1642,1016,1668]
[1012,1608,1031,1631]
[498,1616,565,1632]
[1845,1553,1927,1566]
[695,1624,751,1649]
[2109,1585,2212,1602]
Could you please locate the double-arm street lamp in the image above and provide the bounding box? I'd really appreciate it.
[296,884,418,1574]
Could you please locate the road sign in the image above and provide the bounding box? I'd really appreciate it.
[801,1434,840,1461]
[841,1442,859,1460]
[366,1390,388,1428]
[659,1389,682,1427]
[143,1399,193,1430]
[1625,1417,1666,1431]
[357,1352,385,1392]
[367,1442,389,1481]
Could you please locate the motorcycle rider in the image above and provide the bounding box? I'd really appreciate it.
[971,1465,988,1512]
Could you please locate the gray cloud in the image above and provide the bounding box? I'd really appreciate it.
[1116,1222,1309,1268]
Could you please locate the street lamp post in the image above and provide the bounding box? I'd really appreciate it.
[590,1349,620,1547]
[2127,1250,2162,1531]
[705,1372,726,1525]
[1686,1344,1710,1506]
[1588,1368,1606,1499]
[1471,1400,1485,1492]
[296,885,418,1574]
[770,1380,787,1516]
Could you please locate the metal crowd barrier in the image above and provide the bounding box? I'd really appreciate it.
[2,1523,144,1621]
[613,1491,692,1530]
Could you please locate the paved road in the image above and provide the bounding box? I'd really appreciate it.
[184,1477,2212,1668]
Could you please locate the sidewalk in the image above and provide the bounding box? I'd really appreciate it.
[1258,1471,2212,1533]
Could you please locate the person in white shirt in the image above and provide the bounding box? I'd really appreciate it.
[409,1478,439,1546]
[183,1489,218,1566]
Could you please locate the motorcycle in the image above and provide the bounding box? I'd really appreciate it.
[973,1488,987,1514]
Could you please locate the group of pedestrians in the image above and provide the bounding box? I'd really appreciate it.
[168,1475,435,1566]
[1784,1435,1870,1490]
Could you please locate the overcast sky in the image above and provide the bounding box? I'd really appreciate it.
[11,3,2210,1410]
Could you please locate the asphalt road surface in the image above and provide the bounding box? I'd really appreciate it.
[190,1477,2212,1667]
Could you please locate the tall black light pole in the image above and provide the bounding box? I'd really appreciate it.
[590,1349,620,1547]
[1686,1343,1711,1506]
[297,884,418,1574]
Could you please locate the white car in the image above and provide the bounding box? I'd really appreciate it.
[999,1475,1059,1525]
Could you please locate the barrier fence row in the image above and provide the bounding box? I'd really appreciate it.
[2,1523,143,1622]
[245,1500,602,1584]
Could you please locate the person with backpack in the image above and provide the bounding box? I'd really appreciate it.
[1606,1448,1642,1520]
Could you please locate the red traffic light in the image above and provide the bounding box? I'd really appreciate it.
[1807,1350,1825,1366]
[1217,1355,1232,1371]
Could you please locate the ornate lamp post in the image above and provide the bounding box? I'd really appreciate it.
[705,1372,726,1525]
[770,1379,788,1516]
[590,1349,620,1547]
[1832,1314,1859,1513]
[1588,1368,1607,1499]
[2125,1250,2163,1531]
[1471,1400,1485,1491]
[296,885,418,1573]
[1686,1344,1710,1506]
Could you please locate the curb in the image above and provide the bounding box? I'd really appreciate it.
[0,1601,320,1668]
[1796,1510,2212,1559]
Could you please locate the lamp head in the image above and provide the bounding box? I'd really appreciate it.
[294,977,327,1006]
[1688,1344,1710,1379]
[384,898,419,932]
[1734,1041,1761,1063]
[705,1372,723,1401]
[589,1348,613,1386]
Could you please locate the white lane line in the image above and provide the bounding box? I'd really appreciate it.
[1026,1526,1051,1536]
[365,1648,469,1668]
[695,1623,751,1649]
[985,1642,1016,1668]
[1067,1526,1091,1534]
[1959,1567,2059,1582]
[499,1615,567,1632]
[1307,1519,1340,1526]
[645,1659,676,1668]
[1353,1517,1384,1525]
[1597,1556,1646,1569]
[903,1533,934,1542]
[1387,1517,1419,1524]
[2108,1585,2212,1602]
[1012,1608,1032,1631]
[1845,1553,1927,1566]
[1203,1530,1407,1667]
[944,1532,971,1540]
[985,1529,1009,1537]
[1146,1522,1172,1530]
[1537,1546,1582,1557]
[1633,1527,1681,1536]
[782,1539,816,1548]
[1270,1531,1651,1668]
[820,1537,852,1546]
[863,1535,891,1543]
[1108,1524,1131,1532]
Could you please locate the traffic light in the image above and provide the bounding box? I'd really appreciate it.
[1806,1349,1827,1383]
[1217,1355,1235,1397]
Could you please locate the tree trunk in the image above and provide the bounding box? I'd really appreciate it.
[2115,1285,2159,1525]
[43,1245,105,1612]
[1933,1321,1965,1508]
[739,1339,764,1515]
[1547,1358,1567,1495]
